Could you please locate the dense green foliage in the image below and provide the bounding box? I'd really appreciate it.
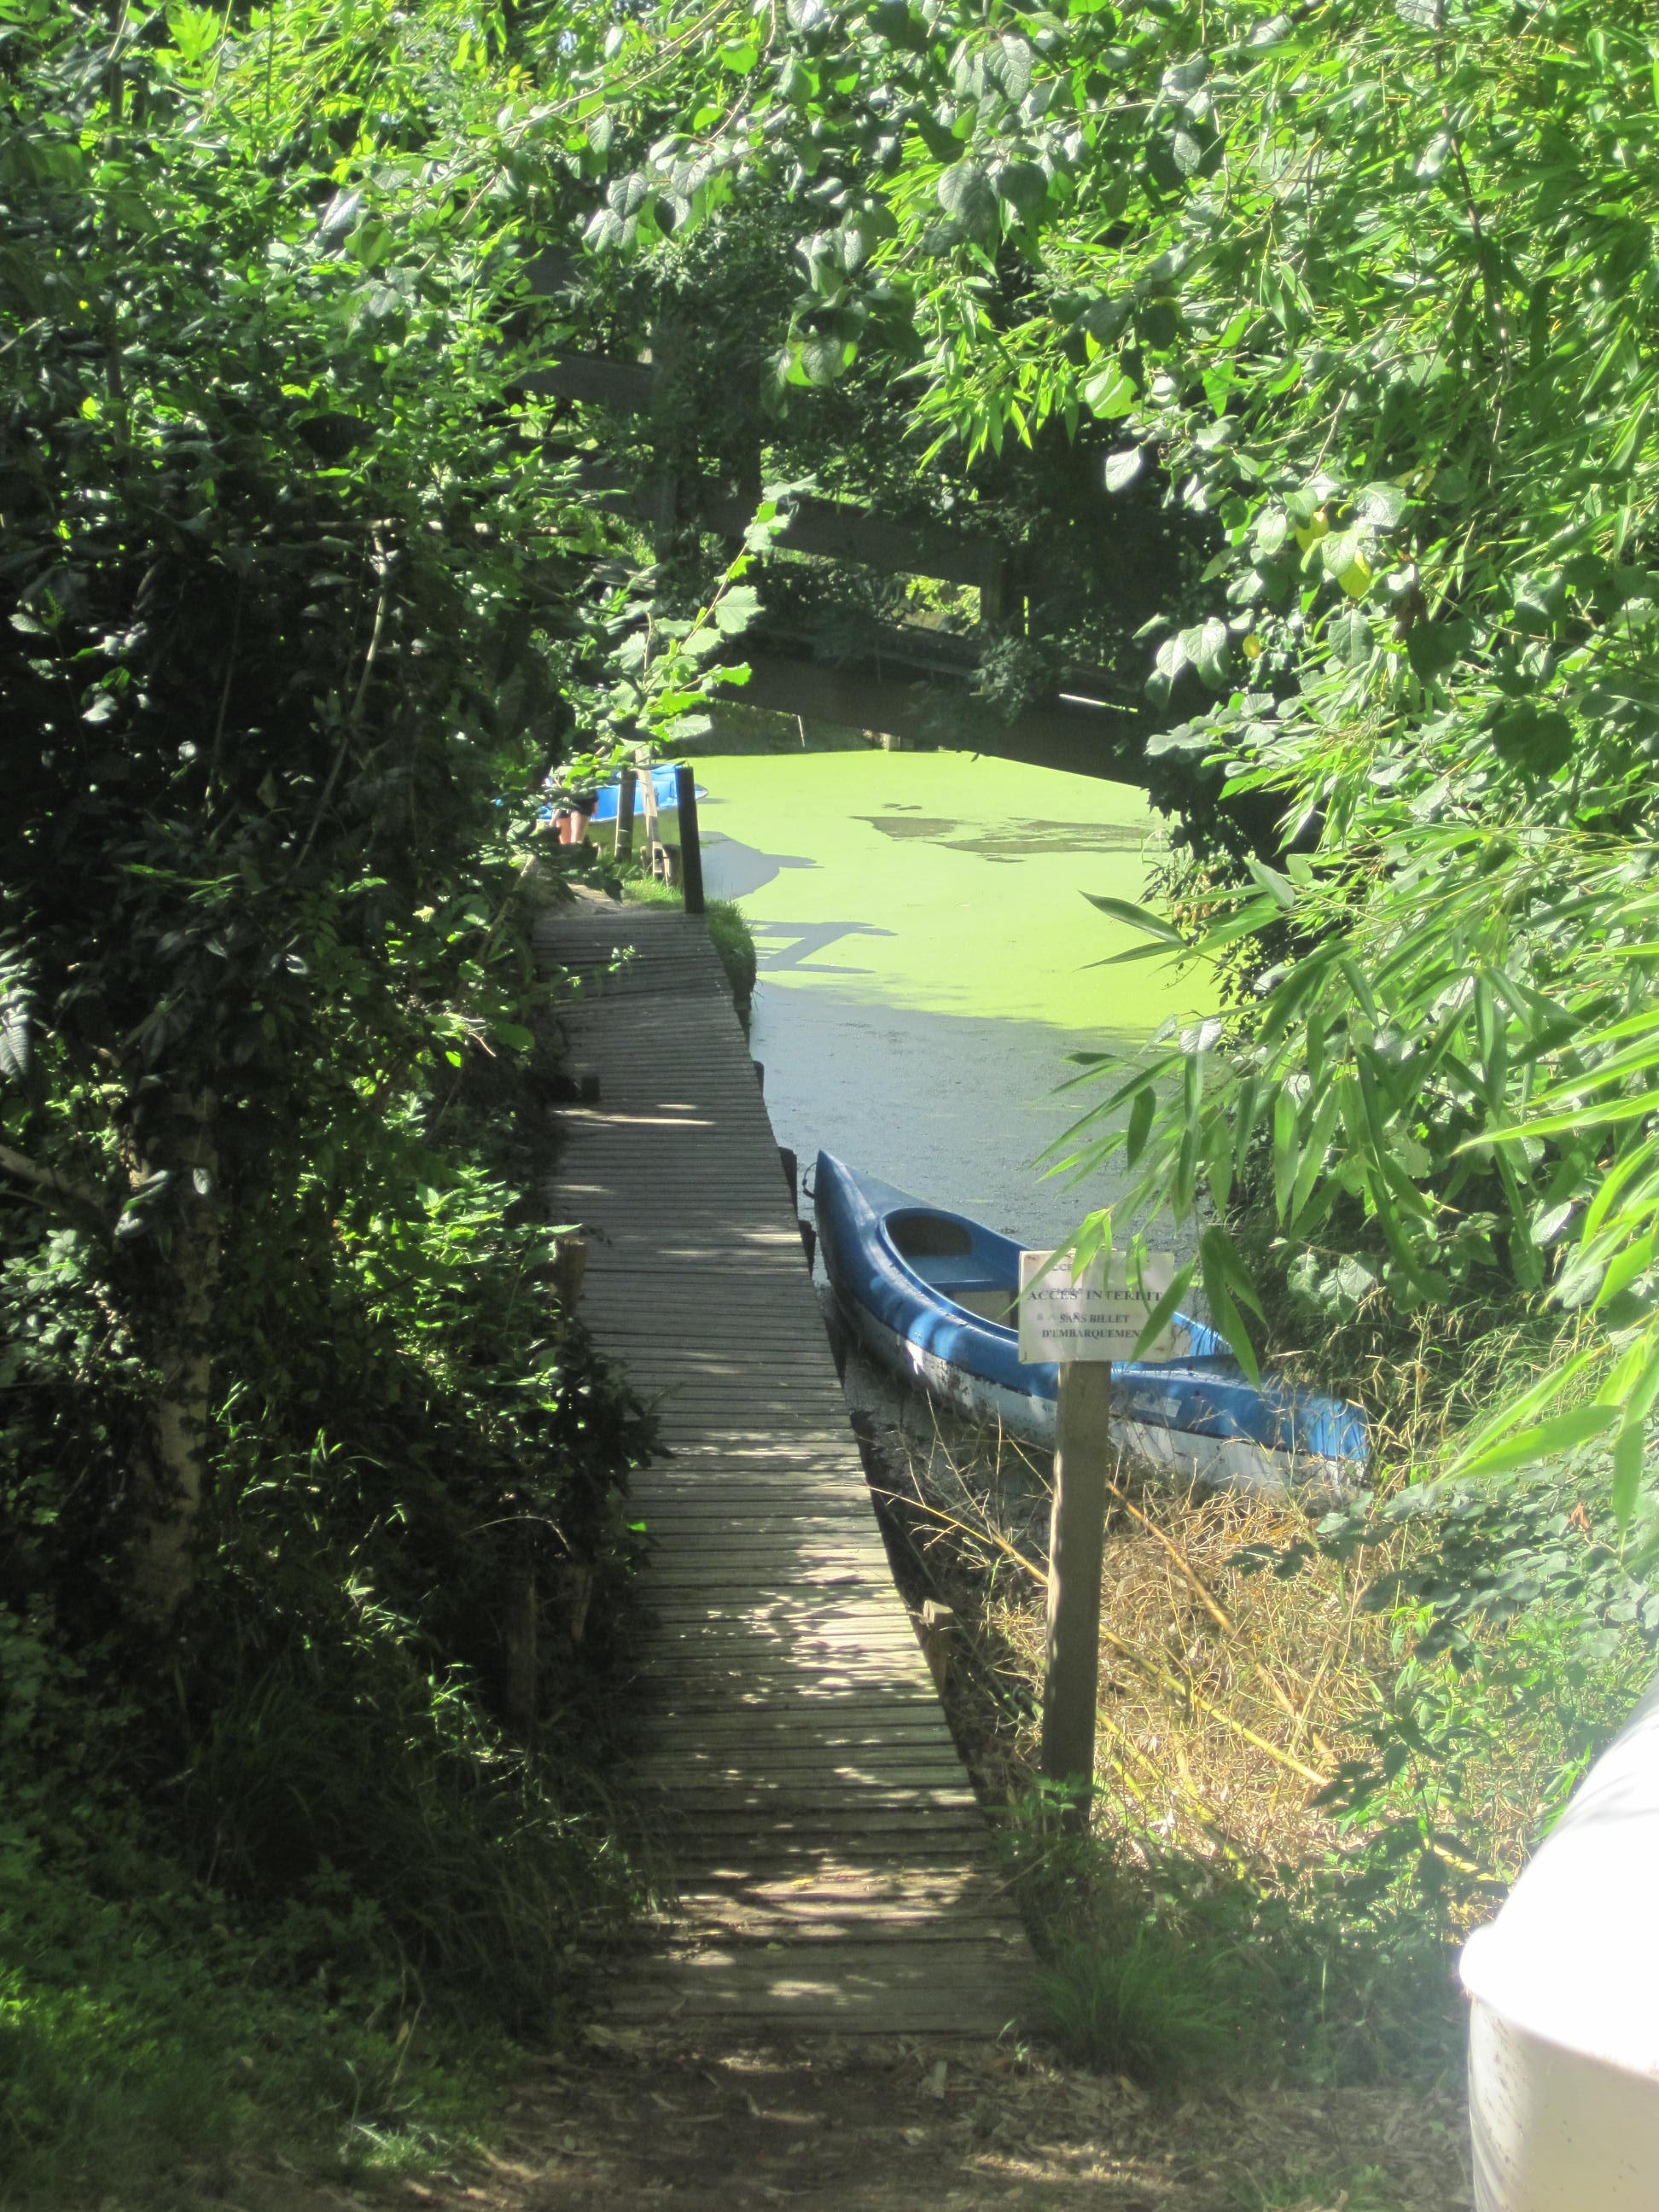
[9,0,1659,2177]
[0,0,672,2192]
[550,0,1659,1488]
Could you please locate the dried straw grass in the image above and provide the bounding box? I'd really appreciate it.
[870,1401,1443,1895]
[1269,1292,1595,1481]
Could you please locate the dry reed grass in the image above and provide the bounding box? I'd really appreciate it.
[869,1400,1505,1906]
[1268,1292,1594,1481]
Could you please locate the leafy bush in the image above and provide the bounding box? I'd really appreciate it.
[0,1794,518,2207]
[0,1107,651,2191]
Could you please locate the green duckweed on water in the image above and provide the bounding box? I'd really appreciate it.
[690,748,1214,1243]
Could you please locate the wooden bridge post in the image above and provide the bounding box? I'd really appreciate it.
[676,762,705,916]
[640,759,661,874]
[1041,1360,1112,1822]
[616,762,637,861]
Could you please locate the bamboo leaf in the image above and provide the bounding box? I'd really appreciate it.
[1130,1262,1196,1363]
[1612,1421,1645,1531]
[1126,1083,1155,1169]
[1199,1257,1260,1388]
[1200,1222,1265,1321]
[1460,1402,1621,1479]
[1081,893,1185,946]
[1272,1086,1299,1221]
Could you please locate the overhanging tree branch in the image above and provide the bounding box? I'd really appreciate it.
[0,1144,112,1216]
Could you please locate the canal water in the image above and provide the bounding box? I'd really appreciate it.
[693,748,1211,1252]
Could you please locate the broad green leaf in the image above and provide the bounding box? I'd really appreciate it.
[1329,605,1372,667]
[936,161,997,244]
[994,160,1049,218]
[713,584,761,635]
[1511,570,1566,634]
[1081,893,1184,946]
[1611,1421,1645,1530]
[1179,617,1229,688]
[1145,628,1190,704]
[1487,701,1573,776]
[1080,360,1138,419]
[1354,482,1408,529]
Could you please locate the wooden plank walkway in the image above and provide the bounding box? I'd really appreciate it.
[538,891,1033,2036]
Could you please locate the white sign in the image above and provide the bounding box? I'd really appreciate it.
[1017,1249,1178,1365]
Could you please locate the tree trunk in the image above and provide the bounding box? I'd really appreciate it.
[502,1525,538,1742]
[131,1087,218,1622]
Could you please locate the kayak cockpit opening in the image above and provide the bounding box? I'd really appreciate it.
[883,1210,1018,1329]
[886,1211,973,1260]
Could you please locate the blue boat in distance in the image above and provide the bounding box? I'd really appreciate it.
[538,765,704,829]
[590,764,698,822]
[812,1152,1367,1493]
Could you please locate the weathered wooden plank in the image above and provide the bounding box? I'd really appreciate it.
[632,1703,961,1730]
[631,1716,964,1742]
[633,1749,977,1781]
[634,1655,934,1679]
[638,1790,982,1819]
[637,1535,892,1557]
[632,1759,975,1788]
[610,1941,1030,2031]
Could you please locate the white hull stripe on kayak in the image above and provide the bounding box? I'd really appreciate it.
[842,1297,1355,1497]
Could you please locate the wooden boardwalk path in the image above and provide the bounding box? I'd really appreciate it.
[538,891,1033,2036]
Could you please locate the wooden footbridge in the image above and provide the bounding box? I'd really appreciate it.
[538,890,1033,2035]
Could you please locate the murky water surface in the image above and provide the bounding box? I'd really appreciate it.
[695,750,1211,1249]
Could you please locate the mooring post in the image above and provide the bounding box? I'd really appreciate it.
[675,762,705,916]
[1041,1359,1113,1824]
[640,760,661,876]
[616,763,637,861]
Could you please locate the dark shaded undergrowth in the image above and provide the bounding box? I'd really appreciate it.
[1,1037,655,2209]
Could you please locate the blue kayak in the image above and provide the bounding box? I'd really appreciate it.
[591,765,702,821]
[812,1151,1367,1493]
[538,765,703,827]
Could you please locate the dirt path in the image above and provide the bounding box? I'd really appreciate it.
[376,2032,1470,2212]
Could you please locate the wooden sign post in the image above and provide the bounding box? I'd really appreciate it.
[1042,1358,1114,1808]
[639,761,661,870]
[1019,1249,1177,1823]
